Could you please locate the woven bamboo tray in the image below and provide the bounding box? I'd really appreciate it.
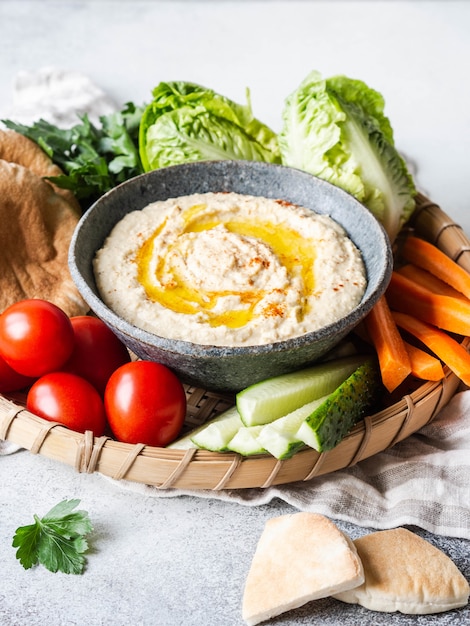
[1,193,469,490]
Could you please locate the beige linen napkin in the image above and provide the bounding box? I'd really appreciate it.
[108,389,470,540]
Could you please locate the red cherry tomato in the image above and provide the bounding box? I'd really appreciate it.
[104,361,186,447]
[0,353,36,393]
[0,299,74,377]
[26,372,106,436]
[62,316,131,395]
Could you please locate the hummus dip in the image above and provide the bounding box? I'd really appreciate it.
[93,192,366,347]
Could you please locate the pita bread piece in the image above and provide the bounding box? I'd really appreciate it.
[0,161,88,317]
[0,129,81,213]
[242,512,364,626]
[333,527,470,614]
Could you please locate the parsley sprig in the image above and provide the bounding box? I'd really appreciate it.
[12,499,93,574]
[2,102,145,209]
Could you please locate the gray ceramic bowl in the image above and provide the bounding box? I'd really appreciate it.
[69,160,392,392]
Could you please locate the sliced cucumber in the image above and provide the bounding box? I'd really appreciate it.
[166,433,199,450]
[190,406,243,452]
[257,396,328,460]
[296,359,381,452]
[168,413,229,449]
[236,355,367,427]
[227,426,266,456]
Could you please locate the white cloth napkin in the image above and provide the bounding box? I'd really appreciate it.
[0,440,21,455]
[107,389,470,540]
[0,66,116,128]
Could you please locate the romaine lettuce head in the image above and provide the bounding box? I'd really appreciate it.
[139,81,280,171]
[278,71,416,242]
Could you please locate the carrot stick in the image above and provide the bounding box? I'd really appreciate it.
[387,271,470,336]
[402,236,470,299]
[364,296,411,392]
[403,341,445,381]
[392,311,470,386]
[398,264,470,302]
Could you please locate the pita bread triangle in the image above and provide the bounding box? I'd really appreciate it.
[0,129,81,213]
[242,512,364,625]
[333,527,469,614]
[0,160,88,316]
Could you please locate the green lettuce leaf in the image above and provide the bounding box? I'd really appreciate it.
[139,81,280,171]
[278,71,416,242]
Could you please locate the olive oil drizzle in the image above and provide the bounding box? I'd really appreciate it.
[136,205,316,328]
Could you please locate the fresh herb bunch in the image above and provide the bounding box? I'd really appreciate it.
[12,499,93,574]
[3,102,145,209]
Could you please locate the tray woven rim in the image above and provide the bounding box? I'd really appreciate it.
[1,193,469,490]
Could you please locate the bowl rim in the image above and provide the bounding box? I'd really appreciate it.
[69,160,393,357]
